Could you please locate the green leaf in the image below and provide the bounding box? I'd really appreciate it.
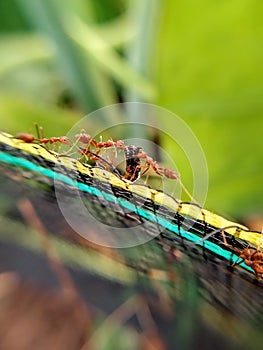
[65,14,156,101]
[15,0,119,117]
[151,0,263,216]
[0,96,80,135]
[0,34,51,77]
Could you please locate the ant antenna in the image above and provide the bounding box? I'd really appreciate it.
[34,123,41,139]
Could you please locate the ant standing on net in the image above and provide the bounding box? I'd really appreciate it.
[230,227,263,279]
[193,225,263,279]
[15,124,69,147]
[233,247,263,279]
[211,226,263,279]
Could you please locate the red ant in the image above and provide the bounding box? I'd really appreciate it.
[194,226,263,279]
[75,134,116,163]
[16,132,69,145]
[233,247,263,279]
[136,149,180,180]
[220,228,263,279]
[73,133,121,164]
[75,133,125,150]
[74,132,127,173]
[15,124,69,146]
[135,148,196,200]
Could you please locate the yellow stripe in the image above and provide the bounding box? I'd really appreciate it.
[1,131,262,248]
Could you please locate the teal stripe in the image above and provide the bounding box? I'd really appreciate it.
[0,151,252,273]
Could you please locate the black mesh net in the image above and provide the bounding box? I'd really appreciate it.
[0,138,263,349]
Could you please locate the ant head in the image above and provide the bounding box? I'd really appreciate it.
[115,140,125,150]
[60,136,70,145]
[137,149,147,158]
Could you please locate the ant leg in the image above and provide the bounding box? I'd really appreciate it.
[221,229,229,247]
[222,229,246,267]
[151,161,163,176]
[33,123,50,148]
[179,180,199,204]
[67,135,84,156]
[39,126,45,139]
[111,139,117,158]
[95,148,102,157]
[34,123,46,141]
[87,150,121,177]
[160,166,198,203]
[220,230,240,266]
[144,173,150,185]
[140,162,151,177]
[62,130,92,156]
[170,178,181,198]
[137,162,150,184]
[54,138,68,152]
[78,150,90,163]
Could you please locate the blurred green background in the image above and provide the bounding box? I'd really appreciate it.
[0,0,262,220]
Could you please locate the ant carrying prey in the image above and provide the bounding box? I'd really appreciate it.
[74,132,181,181]
[122,145,180,182]
[74,132,195,201]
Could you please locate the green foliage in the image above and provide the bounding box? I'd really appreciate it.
[152,0,263,216]
[0,0,29,32]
